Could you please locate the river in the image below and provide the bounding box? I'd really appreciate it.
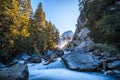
[28,58,118,80]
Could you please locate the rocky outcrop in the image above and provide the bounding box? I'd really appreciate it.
[14,53,31,61]
[0,62,5,68]
[14,53,42,63]
[44,50,64,65]
[0,62,6,71]
[107,60,120,70]
[70,27,94,50]
[78,27,89,41]
[0,63,29,80]
[57,30,73,49]
[74,38,94,50]
[104,70,120,76]
[28,56,42,63]
[62,52,101,71]
[61,30,73,40]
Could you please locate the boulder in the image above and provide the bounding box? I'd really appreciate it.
[72,40,81,46]
[14,53,31,61]
[107,60,120,70]
[29,56,42,63]
[117,54,120,59]
[44,50,64,65]
[55,50,64,57]
[115,1,120,5]
[93,51,117,62]
[62,52,101,71]
[0,62,6,71]
[6,60,18,67]
[0,62,5,68]
[45,50,54,56]
[104,70,120,76]
[0,63,29,80]
[77,37,94,49]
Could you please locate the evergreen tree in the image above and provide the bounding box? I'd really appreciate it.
[20,0,33,18]
[30,2,46,53]
[0,0,32,60]
[0,0,20,61]
[0,1,59,62]
[46,22,59,50]
[34,3,46,28]
[78,0,120,51]
[11,0,32,53]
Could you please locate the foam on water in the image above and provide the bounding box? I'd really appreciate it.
[28,58,117,80]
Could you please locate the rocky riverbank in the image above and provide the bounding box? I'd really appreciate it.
[0,48,120,80]
[0,53,42,80]
[62,48,120,77]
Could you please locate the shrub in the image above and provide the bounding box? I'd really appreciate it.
[89,43,119,54]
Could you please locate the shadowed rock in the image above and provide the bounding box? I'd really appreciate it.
[0,63,29,80]
[107,60,120,70]
[62,52,101,71]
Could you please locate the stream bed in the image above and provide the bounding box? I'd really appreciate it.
[28,58,119,80]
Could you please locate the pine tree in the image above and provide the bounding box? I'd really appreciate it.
[34,2,46,28]
[0,0,20,61]
[78,0,120,51]
[20,0,32,18]
[10,0,32,53]
[30,2,46,53]
[0,0,32,58]
[28,2,59,54]
[46,22,59,50]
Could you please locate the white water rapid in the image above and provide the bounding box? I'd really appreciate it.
[28,58,118,80]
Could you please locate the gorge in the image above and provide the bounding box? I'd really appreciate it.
[0,0,120,80]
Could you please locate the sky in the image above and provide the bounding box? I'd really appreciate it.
[31,0,79,35]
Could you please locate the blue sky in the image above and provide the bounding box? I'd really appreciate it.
[31,0,79,35]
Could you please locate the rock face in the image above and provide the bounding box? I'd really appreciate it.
[70,27,94,49]
[107,60,120,70]
[14,53,42,64]
[104,70,120,76]
[44,50,64,65]
[75,38,94,49]
[61,30,73,40]
[0,62,5,68]
[62,52,101,71]
[14,53,31,61]
[78,27,90,41]
[28,52,42,63]
[29,56,42,63]
[57,30,73,49]
[0,62,6,71]
[0,63,29,80]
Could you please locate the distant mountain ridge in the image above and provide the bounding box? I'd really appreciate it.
[57,30,73,49]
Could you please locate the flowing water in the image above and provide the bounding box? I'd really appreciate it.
[28,58,119,80]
